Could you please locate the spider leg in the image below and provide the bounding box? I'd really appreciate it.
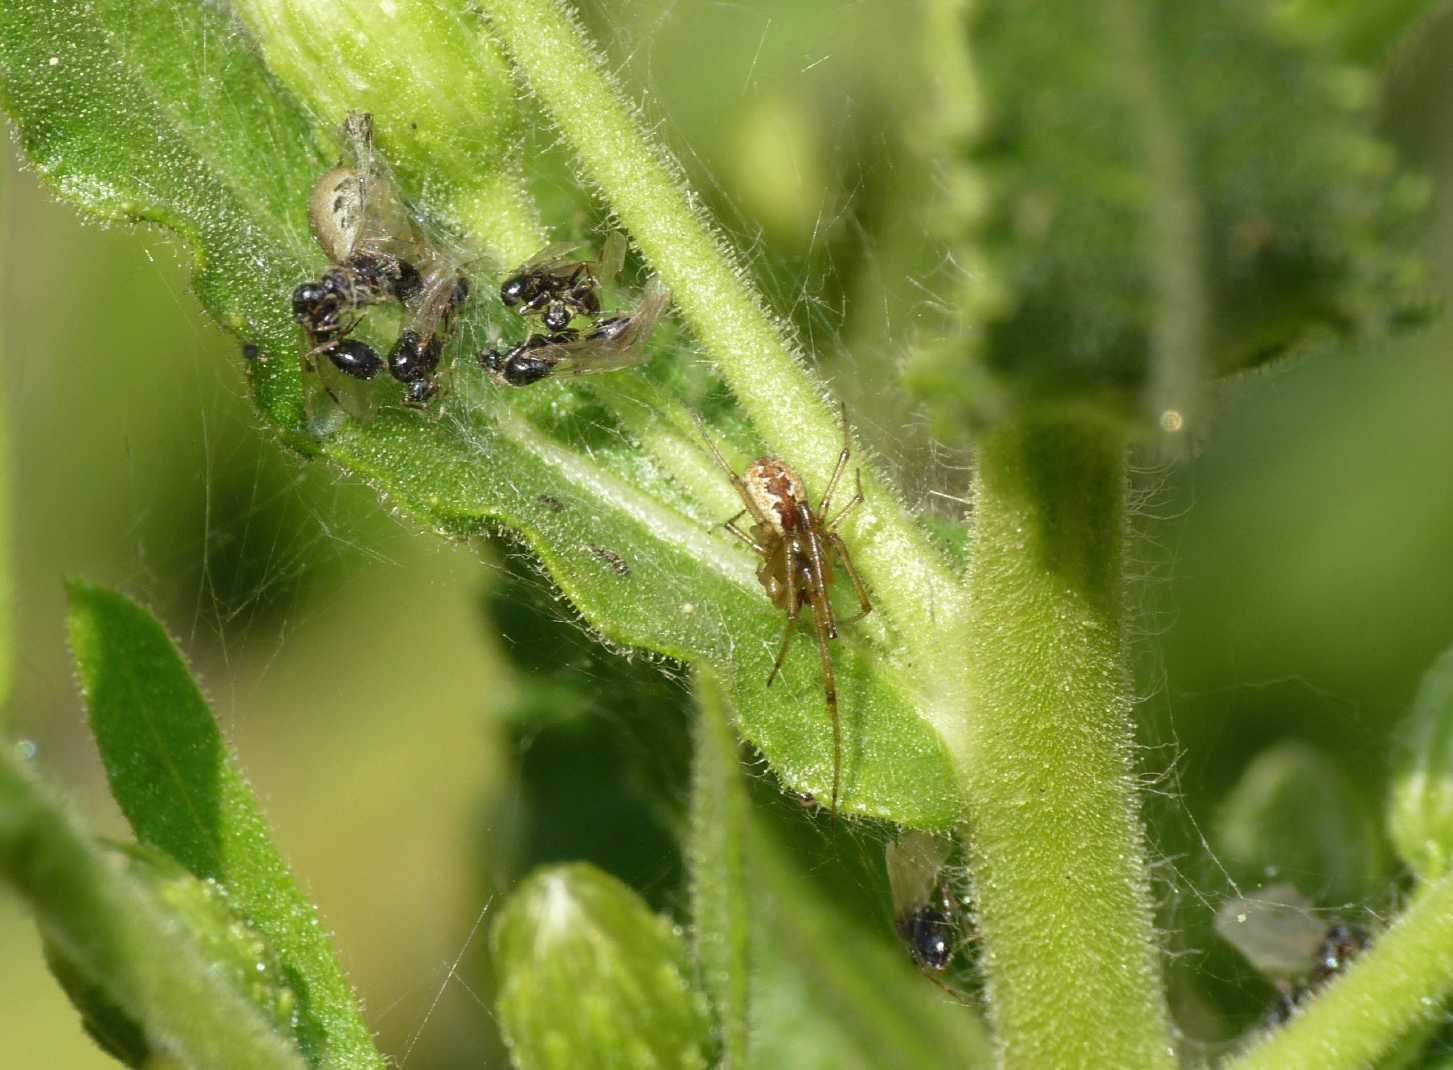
[766,618,796,689]
[808,574,842,820]
[830,532,873,626]
[801,523,844,820]
[828,468,865,531]
[767,540,799,688]
[818,430,852,517]
[695,414,774,527]
[724,515,768,555]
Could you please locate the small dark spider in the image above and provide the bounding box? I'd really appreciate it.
[699,413,872,816]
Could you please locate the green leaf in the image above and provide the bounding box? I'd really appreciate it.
[0,162,11,718]
[1281,0,1452,64]
[745,814,994,1070]
[1214,739,1387,904]
[0,748,311,1070]
[0,0,963,827]
[687,672,751,1069]
[907,0,1429,438]
[491,863,715,1070]
[45,845,302,1067]
[230,0,543,254]
[1389,641,1453,882]
[64,581,382,1069]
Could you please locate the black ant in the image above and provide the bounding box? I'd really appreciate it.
[1214,883,1372,1024]
[291,113,470,414]
[499,233,626,334]
[697,412,872,817]
[480,278,670,387]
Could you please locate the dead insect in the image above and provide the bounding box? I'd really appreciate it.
[885,832,976,1005]
[1214,883,1371,1023]
[388,268,471,406]
[480,278,670,387]
[500,232,626,334]
[698,411,871,817]
[886,832,969,974]
[292,113,472,418]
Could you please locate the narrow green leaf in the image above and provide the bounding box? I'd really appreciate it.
[907,0,1429,437]
[0,748,311,1070]
[1389,640,1453,882]
[65,582,382,1069]
[0,0,962,826]
[46,845,303,1067]
[1215,740,1387,904]
[491,863,714,1070]
[688,671,751,1069]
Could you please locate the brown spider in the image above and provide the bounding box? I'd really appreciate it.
[699,414,872,816]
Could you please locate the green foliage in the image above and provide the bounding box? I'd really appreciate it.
[0,750,312,1070]
[2,0,1450,1067]
[1214,740,1388,904]
[0,0,963,828]
[907,0,1429,438]
[46,845,302,1067]
[688,672,752,1068]
[1390,642,1453,881]
[482,561,993,1070]
[961,417,1172,1069]
[491,863,715,1070]
[65,582,381,1067]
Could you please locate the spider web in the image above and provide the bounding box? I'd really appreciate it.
[8,0,1453,1066]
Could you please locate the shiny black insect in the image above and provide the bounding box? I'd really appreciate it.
[885,832,975,1004]
[387,273,471,405]
[898,894,957,972]
[480,278,670,387]
[887,833,965,973]
[293,113,473,416]
[1270,922,1370,1022]
[499,233,625,334]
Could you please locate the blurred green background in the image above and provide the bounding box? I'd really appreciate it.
[5,1,1453,1065]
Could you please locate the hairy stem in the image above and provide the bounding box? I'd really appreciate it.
[476,0,972,789]
[1227,873,1453,1070]
[963,416,1173,1068]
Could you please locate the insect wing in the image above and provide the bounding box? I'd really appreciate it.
[886,832,951,919]
[1214,884,1329,980]
[546,278,670,376]
[594,230,627,288]
[516,241,585,276]
[303,350,378,434]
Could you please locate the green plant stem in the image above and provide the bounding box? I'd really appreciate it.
[476,0,971,782]
[688,670,751,1069]
[0,750,310,1070]
[1227,872,1453,1070]
[963,416,1173,1069]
